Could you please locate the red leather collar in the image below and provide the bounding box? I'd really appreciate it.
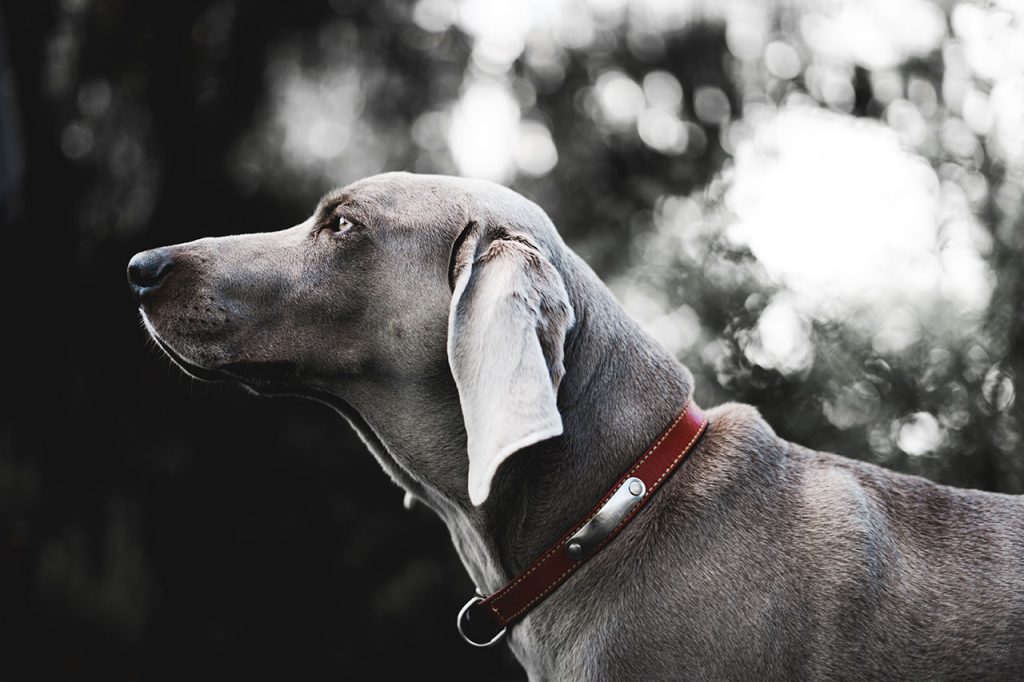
[457,400,709,646]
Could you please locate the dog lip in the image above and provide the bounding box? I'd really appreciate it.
[219,361,299,382]
[152,336,227,382]
[150,334,299,386]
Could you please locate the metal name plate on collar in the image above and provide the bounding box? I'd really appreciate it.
[564,477,646,559]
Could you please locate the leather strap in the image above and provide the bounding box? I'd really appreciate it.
[458,400,709,646]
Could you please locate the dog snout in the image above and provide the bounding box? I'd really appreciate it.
[127,248,175,299]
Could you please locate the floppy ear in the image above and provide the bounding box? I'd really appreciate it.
[447,224,575,506]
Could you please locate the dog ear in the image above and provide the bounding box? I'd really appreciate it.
[447,223,575,506]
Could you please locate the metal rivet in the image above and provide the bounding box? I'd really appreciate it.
[628,479,644,496]
[566,541,583,559]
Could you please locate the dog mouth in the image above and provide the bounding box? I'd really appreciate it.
[151,335,298,387]
[152,335,227,382]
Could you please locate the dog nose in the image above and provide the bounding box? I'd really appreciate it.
[127,248,175,298]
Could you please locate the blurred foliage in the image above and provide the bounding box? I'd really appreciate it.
[1,0,1022,680]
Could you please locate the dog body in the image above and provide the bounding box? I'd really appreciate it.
[129,173,1024,680]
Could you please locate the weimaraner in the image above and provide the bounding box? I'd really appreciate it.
[128,172,1024,680]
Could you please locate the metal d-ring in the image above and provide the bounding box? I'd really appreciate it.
[456,595,507,647]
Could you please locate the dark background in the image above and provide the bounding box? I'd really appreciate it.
[1,1,1021,680]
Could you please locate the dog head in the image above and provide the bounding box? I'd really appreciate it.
[130,172,575,505]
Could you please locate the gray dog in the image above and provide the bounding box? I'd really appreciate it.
[128,172,1024,680]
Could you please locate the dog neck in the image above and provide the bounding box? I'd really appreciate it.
[483,257,694,578]
[318,255,693,599]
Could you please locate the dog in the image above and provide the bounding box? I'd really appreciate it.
[129,172,1024,680]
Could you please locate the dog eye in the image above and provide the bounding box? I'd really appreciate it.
[334,216,356,234]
